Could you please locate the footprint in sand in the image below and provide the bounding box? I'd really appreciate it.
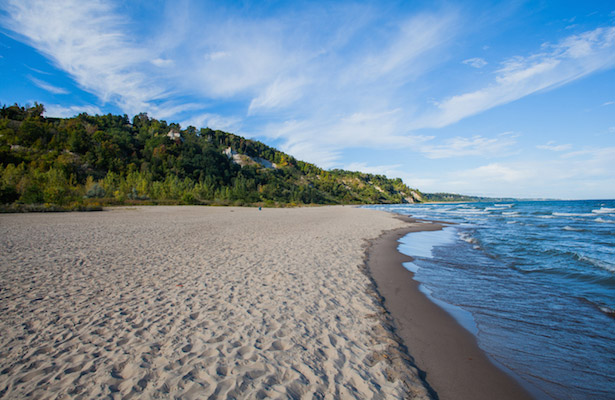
[216,365,228,376]
[236,345,252,358]
[269,340,290,351]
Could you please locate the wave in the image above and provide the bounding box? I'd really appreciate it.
[592,207,615,214]
[493,203,514,208]
[599,306,615,319]
[502,211,520,216]
[552,212,595,217]
[528,249,615,275]
[577,297,615,319]
[577,254,615,273]
[448,210,490,215]
[595,217,615,224]
[516,263,615,289]
[457,232,483,250]
[563,226,585,232]
[458,232,479,245]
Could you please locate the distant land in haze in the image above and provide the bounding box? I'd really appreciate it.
[1,103,431,210]
[421,193,518,203]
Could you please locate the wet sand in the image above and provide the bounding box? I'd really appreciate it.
[366,217,535,400]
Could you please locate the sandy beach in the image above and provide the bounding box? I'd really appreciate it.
[0,206,430,399]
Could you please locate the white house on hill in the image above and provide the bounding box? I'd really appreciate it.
[167,129,181,139]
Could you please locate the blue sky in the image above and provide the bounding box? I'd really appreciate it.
[1,0,614,199]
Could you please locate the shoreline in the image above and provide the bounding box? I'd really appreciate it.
[365,216,535,400]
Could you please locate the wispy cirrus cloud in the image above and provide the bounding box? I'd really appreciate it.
[344,162,403,176]
[260,109,434,167]
[44,104,102,118]
[248,77,309,114]
[537,141,573,151]
[419,133,517,159]
[1,0,168,115]
[247,10,457,165]
[420,145,615,198]
[454,162,530,183]
[417,26,615,129]
[27,76,68,95]
[151,58,174,68]
[352,12,458,82]
[181,112,243,133]
[463,57,487,68]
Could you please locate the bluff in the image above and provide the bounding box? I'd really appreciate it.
[0,103,422,207]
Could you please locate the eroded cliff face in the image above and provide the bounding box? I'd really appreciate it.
[401,190,424,203]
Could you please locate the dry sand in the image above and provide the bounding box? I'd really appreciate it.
[0,206,430,399]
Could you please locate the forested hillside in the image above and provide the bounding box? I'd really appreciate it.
[0,103,423,208]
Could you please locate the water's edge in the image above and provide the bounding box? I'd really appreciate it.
[397,226,545,399]
[367,200,615,400]
[365,216,535,400]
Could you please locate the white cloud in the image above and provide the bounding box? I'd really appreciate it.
[1,0,168,116]
[204,51,229,61]
[25,66,51,75]
[281,140,341,169]
[418,26,615,129]
[151,58,174,67]
[462,57,487,68]
[140,102,205,121]
[421,146,615,198]
[181,112,242,132]
[181,22,307,99]
[44,104,102,118]
[342,162,434,190]
[27,76,68,94]
[454,163,529,183]
[420,134,517,159]
[258,109,433,167]
[248,77,308,114]
[344,162,403,176]
[356,12,458,81]
[537,141,572,151]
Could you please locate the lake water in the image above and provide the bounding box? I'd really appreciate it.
[366,200,615,400]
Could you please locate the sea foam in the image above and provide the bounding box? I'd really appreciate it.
[592,207,615,214]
